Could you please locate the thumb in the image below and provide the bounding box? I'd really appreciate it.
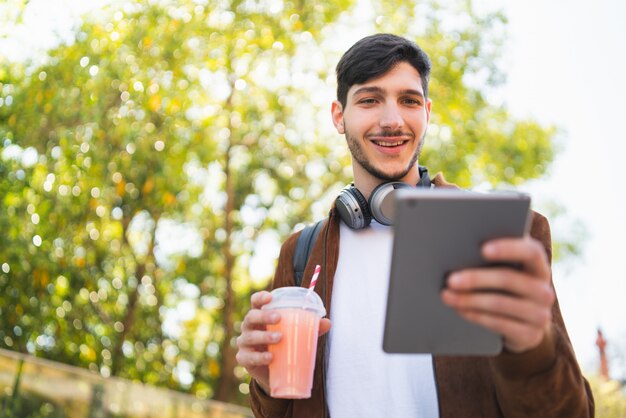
[319,318,332,337]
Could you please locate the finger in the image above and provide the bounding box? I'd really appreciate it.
[447,269,555,306]
[250,291,272,309]
[441,290,553,327]
[482,237,550,280]
[457,310,547,353]
[319,318,332,337]
[237,329,281,349]
[241,309,281,332]
[236,350,273,368]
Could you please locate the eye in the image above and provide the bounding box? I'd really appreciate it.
[358,98,378,104]
[401,97,422,106]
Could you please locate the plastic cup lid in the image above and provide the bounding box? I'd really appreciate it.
[262,287,326,317]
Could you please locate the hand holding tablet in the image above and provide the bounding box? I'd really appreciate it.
[441,234,555,354]
[383,188,541,355]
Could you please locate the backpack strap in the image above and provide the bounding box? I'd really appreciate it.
[293,219,325,287]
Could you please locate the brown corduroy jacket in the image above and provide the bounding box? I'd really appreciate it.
[249,174,594,418]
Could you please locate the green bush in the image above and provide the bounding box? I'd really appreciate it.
[0,392,67,418]
[588,375,626,417]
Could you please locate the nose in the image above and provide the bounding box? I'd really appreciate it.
[379,103,404,130]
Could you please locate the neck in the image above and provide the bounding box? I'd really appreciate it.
[353,164,421,200]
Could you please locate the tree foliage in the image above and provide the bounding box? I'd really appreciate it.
[0,0,555,405]
[0,0,29,39]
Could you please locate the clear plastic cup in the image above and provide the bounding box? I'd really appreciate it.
[262,287,327,399]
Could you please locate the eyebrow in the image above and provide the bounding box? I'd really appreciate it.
[352,86,425,99]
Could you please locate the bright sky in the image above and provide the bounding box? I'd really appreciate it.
[500,0,626,378]
[2,0,625,379]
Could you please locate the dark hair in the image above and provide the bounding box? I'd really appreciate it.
[336,33,432,108]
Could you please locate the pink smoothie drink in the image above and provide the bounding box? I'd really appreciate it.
[267,308,321,398]
[263,287,326,399]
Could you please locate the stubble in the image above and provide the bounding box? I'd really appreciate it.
[345,128,425,181]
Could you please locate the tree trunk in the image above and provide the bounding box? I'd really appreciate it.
[213,141,239,402]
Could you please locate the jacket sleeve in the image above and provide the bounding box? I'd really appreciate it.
[249,232,300,418]
[489,212,595,417]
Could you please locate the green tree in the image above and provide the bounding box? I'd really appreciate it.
[1,0,555,405]
[1,0,353,404]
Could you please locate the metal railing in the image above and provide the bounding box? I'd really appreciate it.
[0,348,253,418]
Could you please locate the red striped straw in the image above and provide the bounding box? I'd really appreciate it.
[309,265,321,291]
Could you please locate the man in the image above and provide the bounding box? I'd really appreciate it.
[236,34,594,417]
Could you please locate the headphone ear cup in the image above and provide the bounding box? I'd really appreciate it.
[368,182,411,226]
[335,185,372,229]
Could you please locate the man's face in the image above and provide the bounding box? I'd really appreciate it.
[332,61,431,183]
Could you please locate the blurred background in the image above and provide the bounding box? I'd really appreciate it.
[1,0,624,416]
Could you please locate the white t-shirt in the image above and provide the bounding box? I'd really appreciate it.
[326,220,439,418]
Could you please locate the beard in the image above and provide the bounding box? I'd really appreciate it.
[345,128,425,181]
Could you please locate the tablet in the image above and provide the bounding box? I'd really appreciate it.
[382,188,531,355]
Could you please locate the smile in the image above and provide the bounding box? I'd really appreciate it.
[372,140,407,147]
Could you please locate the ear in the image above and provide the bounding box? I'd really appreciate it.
[425,98,432,124]
[331,100,345,134]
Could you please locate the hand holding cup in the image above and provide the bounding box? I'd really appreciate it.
[236,289,330,397]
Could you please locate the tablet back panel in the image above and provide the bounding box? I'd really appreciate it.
[383,189,531,355]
